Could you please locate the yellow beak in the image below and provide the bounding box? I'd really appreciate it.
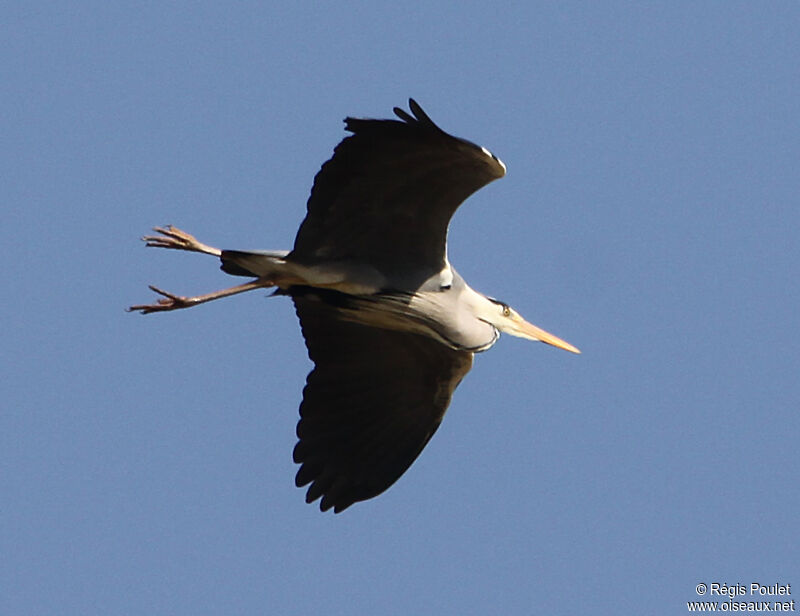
[513,316,581,354]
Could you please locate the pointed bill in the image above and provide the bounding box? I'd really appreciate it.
[515,318,581,354]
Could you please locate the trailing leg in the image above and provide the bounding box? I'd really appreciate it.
[128,279,273,314]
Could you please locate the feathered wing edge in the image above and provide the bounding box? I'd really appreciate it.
[290,99,507,278]
[392,98,442,130]
[291,288,473,512]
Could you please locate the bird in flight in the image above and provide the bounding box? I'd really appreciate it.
[130,99,579,513]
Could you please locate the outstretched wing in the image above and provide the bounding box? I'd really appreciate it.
[291,289,473,513]
[290,99,506,283]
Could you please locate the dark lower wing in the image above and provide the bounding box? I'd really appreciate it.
[291,289,473,512]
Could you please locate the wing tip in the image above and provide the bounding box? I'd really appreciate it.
[393,98,439,129]
[345,98,451,137]
[399,99,506,177]
[393,104,415,123]
[296,464,359,514]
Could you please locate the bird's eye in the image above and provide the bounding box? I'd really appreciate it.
[502,305,511,317]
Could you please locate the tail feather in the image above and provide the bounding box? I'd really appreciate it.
[219,250,384,295]
[220,249,290,277]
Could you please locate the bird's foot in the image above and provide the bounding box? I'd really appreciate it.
[127,285,200,314]
[142,226,221,257]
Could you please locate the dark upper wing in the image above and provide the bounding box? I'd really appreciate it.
[291,288,473,513]
[290,99,506,282]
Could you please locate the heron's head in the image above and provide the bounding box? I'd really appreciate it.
[484,297,580,354]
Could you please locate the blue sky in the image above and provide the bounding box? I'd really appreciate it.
[3,3,799,614]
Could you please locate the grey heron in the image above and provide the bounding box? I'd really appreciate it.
[129,99,579,513]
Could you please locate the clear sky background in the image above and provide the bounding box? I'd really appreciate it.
[3,3,799,615]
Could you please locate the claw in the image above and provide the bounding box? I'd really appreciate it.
[141,225,221,256]
[148,284,178,299]
[127,285,198,314]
